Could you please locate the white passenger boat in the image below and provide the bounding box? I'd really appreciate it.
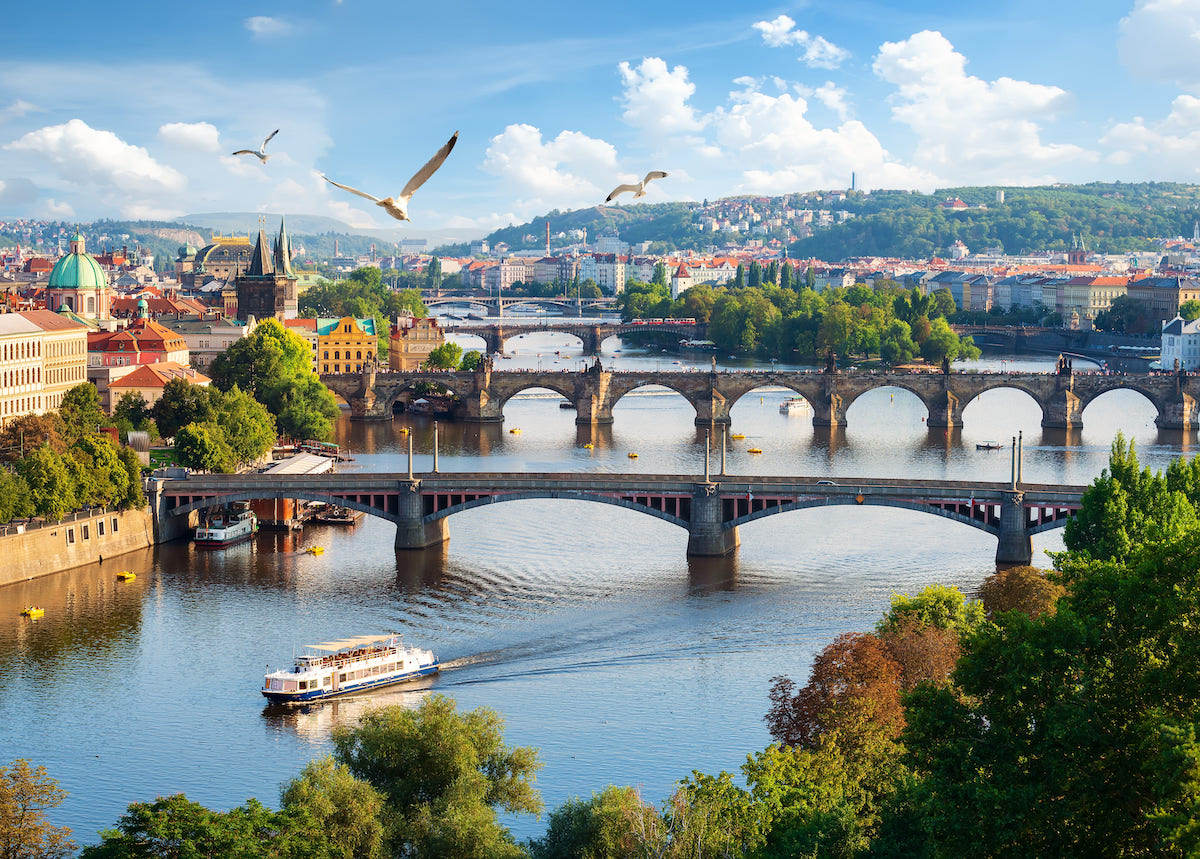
[193,510,257,548]
[779,396,810,413]
[262,634,439,705]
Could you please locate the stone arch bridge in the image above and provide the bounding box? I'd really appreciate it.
[153,472,1085,565]
[323,363,1200,429]
[448,320,706,355]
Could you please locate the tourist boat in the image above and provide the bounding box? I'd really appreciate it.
[193,510,258,549]
[314,506,364,526]
[21,606,43,619]
[262,634,439,705]
[559,401,576,409]
[779,397,811,413]
[976,441,1004,450]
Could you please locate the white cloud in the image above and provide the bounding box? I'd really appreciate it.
[1118,0,1200,91]
[618,58,707,136]
[244,16,290,38]
[797,81,851,121]
[0,100,39,122]
[752,15,849,70]
[1102,95,1200,176]
[39,198,75,218]
[872,30,1093,183]
[5,118,185,192]
[483,123,617,213]
[0,177,38,208]
[710,82,936,193]
[157,121,221,152]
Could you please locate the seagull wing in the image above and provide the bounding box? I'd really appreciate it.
[321,175,382,204]
[262,129,279,149]
[605,184,639,203]
[398,131,459,201]
[643,170,668,184]
[231,150,255,156]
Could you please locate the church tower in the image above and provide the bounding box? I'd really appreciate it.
[46,231,111,323]
[235,218,298,322]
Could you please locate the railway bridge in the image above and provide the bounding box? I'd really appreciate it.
[322,361,1200,429]
[152,471,1086,565]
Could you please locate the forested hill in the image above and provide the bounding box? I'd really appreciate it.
[473,182,1200,261]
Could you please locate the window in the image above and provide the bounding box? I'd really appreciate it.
[323,350,329,359]
[67,528,75,544]
[112,517,118,532]
[98,520,105,536]
[339,673,347,682]
[82,525,89,540]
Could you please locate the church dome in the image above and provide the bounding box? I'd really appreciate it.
[48,232,108,289]
[177,243,198,259]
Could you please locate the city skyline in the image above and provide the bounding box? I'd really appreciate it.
[0,0,1196,234]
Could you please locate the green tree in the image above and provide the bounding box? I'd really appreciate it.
[16,445,76,519]
[459,351,484,373]
[388,288,429,318]
[423,342,464,370]
[152,379,219,440]
[276,377,341,441]
[529,786,652,859]
[173,422,235,473]
[929,288,956,319]
[112,391,155,440]
[805,265,816,290]
[69,434,133,509]
[215,386,277,468]
[0,414,64,463]
[332,695,542,859]
[652,261,667,286]
[0,471,33,523]
[0,759,75,859]
[58,382,107,444]
[279,757,386,859]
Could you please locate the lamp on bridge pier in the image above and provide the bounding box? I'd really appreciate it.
[408,434,414,480]
[704,430,711,483]
[433,422,439,474]
[720,425,727,476]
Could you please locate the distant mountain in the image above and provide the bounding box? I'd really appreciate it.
[177,213,483,248]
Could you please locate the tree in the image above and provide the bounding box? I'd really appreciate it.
[173,422,235,473]
[423,342,463,370]
[0,472,33,523]
[69,434,134,510]
[81,793,315,859]
[152,379,219,440]
[58,383,107,444]
[652,261,667,286]
[215,385,277,468]
[529,786,656,859]
[977,566,1063,619]
[459,351,484,373]
[0,759,75,859]
[0,414,64,463]
[805,265,816,290]
[16,445,76,519]
[112,391,155,441]
[279,757,386,859]
[276,377,341,441]
[332,695,542,859]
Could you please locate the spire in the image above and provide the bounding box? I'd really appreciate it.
[274,217,294,278]
[247,229,274,276]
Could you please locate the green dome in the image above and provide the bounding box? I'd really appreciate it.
[48,249,108,289]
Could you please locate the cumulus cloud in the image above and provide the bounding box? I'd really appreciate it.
[872,30,1093,183]
[796,81,851,121]
[484,123,616,199]
[244,16,290,37]
[5,118,185,192]
[157,121,221,151]
[752,15,849,69]
[1118,0,1200,90]
[0,100,39,122]
[711,80,936,193]
[1102,95,1200,176]
[618,58,707,136]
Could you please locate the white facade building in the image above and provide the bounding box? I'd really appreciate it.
[1161,315,1200,371]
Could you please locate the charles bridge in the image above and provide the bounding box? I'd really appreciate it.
[447,319,705,355]
[152,471,1085,565]
[322,360,1200,429]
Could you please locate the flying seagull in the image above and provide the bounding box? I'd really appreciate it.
[321,131,459,222]
[232,129,279,163]
[605,170,668,203]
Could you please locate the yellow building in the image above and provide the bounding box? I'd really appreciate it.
[0,309,89,427]
[389,314,445,371]
[318,316,378,375]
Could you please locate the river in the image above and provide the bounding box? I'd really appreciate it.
[1,329,1194,846]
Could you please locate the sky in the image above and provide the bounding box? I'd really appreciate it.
[1,0,1199,239]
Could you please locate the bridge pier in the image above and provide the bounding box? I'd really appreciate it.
[995,490,1032,565]
[810,394,847,427]
[1042,390,1083,429]
[394,480,449,550]
[1156,393,1198,430]
[148,478,195,543]
[687,483,739,556]
[693,388,732,427]
[925,391,964,429]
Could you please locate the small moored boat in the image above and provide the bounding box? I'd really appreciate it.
[262,634,439,705]
[976,441,1004,450]
[314,506,364,526]
[117,571,136,581]
[748,447,763,454]
[194,509,257,549]
[21,606,43,619]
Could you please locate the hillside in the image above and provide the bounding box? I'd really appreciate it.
[472,182,1200,262]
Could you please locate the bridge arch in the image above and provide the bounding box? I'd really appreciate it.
[495,379,579,409]
[1073,384,1165,420]
[609,379,703,420]
[424,491,689,530]
[167,490,399,523]
[376,378,466,415]
[725,381,815,411]
[726,496,1004,535]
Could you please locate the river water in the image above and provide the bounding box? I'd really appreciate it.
[2,327,1194,846]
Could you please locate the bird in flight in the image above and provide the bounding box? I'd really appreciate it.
[605,170,668,203]
[232,129,279,163]
[321,131,459,222]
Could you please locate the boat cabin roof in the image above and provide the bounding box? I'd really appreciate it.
[305,634,399,653]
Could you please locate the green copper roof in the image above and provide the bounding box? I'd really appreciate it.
[48,251,108,289]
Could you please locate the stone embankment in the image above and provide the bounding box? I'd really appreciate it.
[0,507,157,587]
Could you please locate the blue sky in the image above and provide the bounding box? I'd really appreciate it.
[1,0,1197,237]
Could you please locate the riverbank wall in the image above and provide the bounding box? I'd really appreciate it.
[0,507,159,587]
